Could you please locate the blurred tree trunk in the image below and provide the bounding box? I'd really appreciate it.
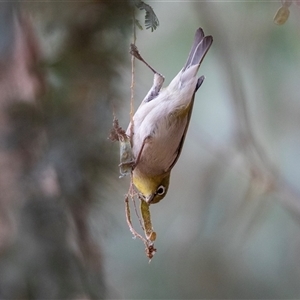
[0,2,131,299]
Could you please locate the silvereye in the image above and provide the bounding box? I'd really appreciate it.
[126,28,213,204]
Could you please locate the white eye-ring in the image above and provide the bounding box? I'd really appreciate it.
[156,185,165,196]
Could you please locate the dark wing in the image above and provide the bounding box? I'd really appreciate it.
[166,28,213,171]
[167,91,196,172]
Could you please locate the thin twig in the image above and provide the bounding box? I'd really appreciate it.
[125,195,145,241]
[129,8,137,144]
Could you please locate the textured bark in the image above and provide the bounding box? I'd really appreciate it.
[0,2,131,299]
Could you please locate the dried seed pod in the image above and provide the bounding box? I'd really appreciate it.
[140,199,156,242]
[274,5,290,25]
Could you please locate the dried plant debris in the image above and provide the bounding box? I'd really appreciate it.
[140,199,156,242]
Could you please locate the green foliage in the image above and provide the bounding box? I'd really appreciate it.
[133,0,159,31]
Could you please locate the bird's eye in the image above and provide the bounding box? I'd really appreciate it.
[156,185,165,195]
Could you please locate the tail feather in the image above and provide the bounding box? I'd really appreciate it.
[168,28,213,91]
[188,35,213,69]
[180,28,213,86]
[183,28,213,72]
[182,28,205,72]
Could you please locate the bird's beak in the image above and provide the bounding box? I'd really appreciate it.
[145,194,154,204]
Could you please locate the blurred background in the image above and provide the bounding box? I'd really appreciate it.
[1,1,300,299]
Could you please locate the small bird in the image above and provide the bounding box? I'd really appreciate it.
[126,28,213,204]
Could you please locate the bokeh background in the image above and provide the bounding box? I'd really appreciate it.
[1,1,300,299]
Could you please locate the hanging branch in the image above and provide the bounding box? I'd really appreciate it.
[129,7,137,143]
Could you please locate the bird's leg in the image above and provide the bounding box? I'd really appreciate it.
[130,44,164,102]
[130,44,160,75]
